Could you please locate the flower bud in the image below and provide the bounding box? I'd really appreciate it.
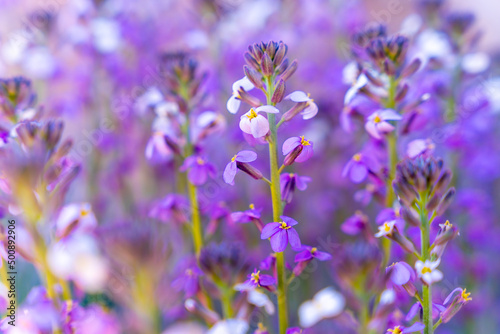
[244,52,260,71]
[282,102,307,122]
[293,261,309,277]
[261,53,274,76]
[387,226,417,254]
[434,220,459,246]
[433,169,452,194]
[271,80,286,104]
[237,88,262,108]
[364,70,384,87]
[243,66,263,89]
[395,83,409,102]
[284,146,303,166]
[441,288,472,323]
[401,58,422,78]
[435,188,456,216]
[273,42,287,66]
[280,59,298,81]
[265,40,278,59]
[400,207,420,227]
[236,162,263,180]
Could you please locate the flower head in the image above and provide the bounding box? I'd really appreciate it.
[406,139,435,158]
[342,152,379,183]
[223,150,258,185]
[260,216,301,252]
[295,246,332,263]
[172,265,204,297]
[235,269,276,291]
[298,287,345,328]
[375,220,396,238]
[280,173,311,203]
[365,109,402,139]
[387,323,425,333]
[415,259,443,285]
[239,105,279,138]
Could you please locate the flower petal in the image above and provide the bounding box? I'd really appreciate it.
[236,150,257,162]
[250,115,269,138]
[258,274,276,286]
[232,76,255,93]
[380,109,403,121]
[314,251,332,261]
[295,250,313,262]
[287,228,301,249]
[260,222,281,239]
[282,137,301,155]
[281,216,298,226]
[286,91,310,102]
[223,161,237,185]
[301,102,318,119]
[365,120,381,139]
[239,116,252,134]
[349,162,368,183]
[295,145,313,163]
[270,230,288,252]
[256,105,279,114]
[227,95,241,114]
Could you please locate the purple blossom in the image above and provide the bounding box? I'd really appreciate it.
[235,269,276,291]
[342,152,379,183]
[386,323,425,333]
[286,327,303,334]
[172,265,204,298]
[145,132,175,164]
[282,136,314,163]
[406,138,435,158]
[148,193,189,224]
[227,77,255,114]
[223,150,257,185]
[340,211,368,235]
[295,245,332,262]
[280,173,311,203]
[261,216,301,252]
[285,91,318,119]
[239,105,279,138]
[230,204,262,223]
[180,156,217,186]
[365,109,402,139]
[386,261,415,286]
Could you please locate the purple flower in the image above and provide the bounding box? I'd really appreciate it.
[145,132,178,164]
[180,156,217,186]
[295,246,332,263]
[261,216,301,252]
[286,327,303,334]
[148,194,189,224]
[235,269,276,291]
[285,91,318,119]
[365,109,402,139]
[230,203,262,223]
[239,105,279,138]
[340,211,368,235]
[342,152,379,183]
[282,136,314,163]
[172,265,204,298]
[386,323,425,333]
[280,173,311,203]
[223,150,257,185]
[406,138,435,158]
[386,261,415,286]
[440,287,472,323]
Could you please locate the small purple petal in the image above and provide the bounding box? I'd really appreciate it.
[295,144,313,162]
[313,251,332,261]
[236,150,257,162]
[286,91,310,102]
[259,274,276,286]
[270,230,288,252]
[282,137,301,155]
[295,176,311,191]
[380,108,403,121]
[261,222,281,239]
[281,216,298,226]
[256,105,279,113]
[295,250,313,262]
[403,322,425,333]
[223,161,237,185]
[349,162,368,183]
[287,228,301,249]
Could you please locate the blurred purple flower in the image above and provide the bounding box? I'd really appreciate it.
[180,156,216,186]
[172,265,204,298]
[386,323,425,333]
[285,91,318,119]
[149,194,189,224]
[280,173,311,204]
[406,139,435,158]
[235,269,275,291]
[341,211,369,235]
[295,245,332,262]
[282,136,314,163]
[365,109,402,139]
[231,204,262,223]
[261,216,301,252]
[342,152,379,183]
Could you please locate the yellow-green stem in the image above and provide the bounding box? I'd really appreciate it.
[419,196,433,334]
[266,76,288,334]
[188,182,203,255]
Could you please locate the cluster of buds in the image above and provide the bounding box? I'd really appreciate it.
[0,77,37,122]
[366,35,410,73]
[393,156,455,214]
[199,242,250,286]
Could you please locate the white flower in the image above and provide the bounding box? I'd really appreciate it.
[135,87,164,115]
[298,287,345,328]
[56,203,97,238]
[461,52,490,74]
[285,91,318,120]
[415,259,443,285]
[247,289,275,315]
[344,73,368,105]
[239,105,279,138]
[227,77,255,114]
[375,220,396,238]
[90,18,121,53]
[207,319,248,334]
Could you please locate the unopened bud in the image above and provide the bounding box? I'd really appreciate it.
[284,146,303,166]
[435,188,456,216]
[401,58,422,78]
[280,59,298,81]
[271,80,286,104]
[243,65,263,89]
[236,162,263,180]
[273,42,287,66]
[282,102,307,122]
[261,53,273,76]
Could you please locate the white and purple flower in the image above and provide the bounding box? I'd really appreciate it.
[180,156,217,186]
[365,109,403,139]
[285,91,318,120]
[227,77,255,114]
[415,259,443,285]
[239,105,279,138]
[282,136,314,164]
[223,150,258,185]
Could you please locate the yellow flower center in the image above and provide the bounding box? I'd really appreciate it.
[353,153,362,162]
[246,108,259,120]
[388,326,402,334]
[197,157,205,165]
[231,154,238,162]
[300,135,311,146]
[186,269,193,276]
[444,220,452,228]
[80,209,89,217]
[251,270,260,284]
[280,221,291,230]
[461,288,472,302]
[383,222,392,232]
[311,247,317,254]
[422,266,432,274]
[373,115,382,123]
[249,203,255,210]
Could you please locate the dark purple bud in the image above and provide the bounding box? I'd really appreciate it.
[243,66,263,89]
[273,42,287,66]
[237,88,262,108]
[165,135,182,156]
[400,207,420,227]
[261,53,274,76]
[425,193,440,212]
[275,58,289,76]
[401,58,422,78]
[271,80,286,104]
[395,83,409,102]
[388,226,417,254]
[266,40,277,59]
[433,169,452,194]
[383,58,396,76]
[284,146,303,166]
[244,52,260,71]
[364,70,384,87]
[279,59,298,81]
[436,188,456,216]
[251,43,264,62]
[236,162,263,180]
[282,102,307,122]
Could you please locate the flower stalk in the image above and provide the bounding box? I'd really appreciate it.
[418,194,433,334]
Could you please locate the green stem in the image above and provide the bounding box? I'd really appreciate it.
[265,76,288,334]
[419,197,433,334]
[188,182,203,255]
